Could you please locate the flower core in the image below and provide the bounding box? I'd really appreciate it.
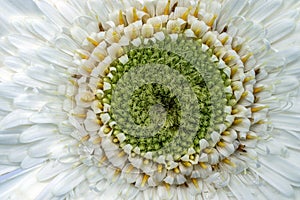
[96,34,231,161]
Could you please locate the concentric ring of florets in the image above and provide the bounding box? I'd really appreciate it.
[68,0,269,190]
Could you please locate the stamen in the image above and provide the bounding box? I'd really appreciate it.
[181,6,192,21]
[193,1,201,17]
[97,82,104,89]
[158,164,163,173]
[251,106,267,112]
[97,102,104,110]
[222,131,231,136]
[189,155,195,160]
[98,156,107,166]
[221,35,229,45]
[80,93,95,102]
[82,65,92,73]
[113,168,121,181]
[233,44,242,52]
[103,126,112,134]
[244,76,254,83]
[205,37,214,47]
[191,178,200,189]
[94,52,106,61]
[133,8,138,22]
[254,86,264,94]
[231,65,239,76]
[231,109,239,115]
[207,15,217,27]
[199,162,208,169]
[93,137,102,144]
[182,161,192,167]
[126,164,134,173]
[119,10,125,25]
[164,182,170,191]
[112,31,120,43]
[246,134,257,140]
[241,52,253,63]
[164,0,171,15]
[233,118,243,125]
[194,28,202,36]
[142,6,148,13]
[223,158,236,167]
[72,113,87,118]
[256,120,267,124]
[224,55,235,63]
[81,135,90,142]
[143,159,149,165]
[204,148,213,154]
[87,37,99,46]
[69,79,78,87]
[241,91,249,98]
[232,85,240,91]
[217,141,226,147]
[113,138,119,143]
[141,174,149,187]
[76,50,89,59]
[118,151,125,157]
[174,167,180,174]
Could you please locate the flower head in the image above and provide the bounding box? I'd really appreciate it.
[1,0,300,199]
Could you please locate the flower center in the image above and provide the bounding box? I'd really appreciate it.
[96,34,232,160]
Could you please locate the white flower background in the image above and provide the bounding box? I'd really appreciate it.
[0,0,300,199]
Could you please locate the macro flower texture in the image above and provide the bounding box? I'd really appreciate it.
[1,0,300,199]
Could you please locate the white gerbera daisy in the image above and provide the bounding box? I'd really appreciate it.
[1,0,300,199]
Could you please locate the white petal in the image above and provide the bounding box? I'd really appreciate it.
[51,165,86,196]
[34,0,69,27]
[37,161,72,182]
[216,0,248,32]
[266,19,296,43]
[250,165,294,197]
[246,0,282,23]
[0,110,34,130]
[228,175,255,199]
